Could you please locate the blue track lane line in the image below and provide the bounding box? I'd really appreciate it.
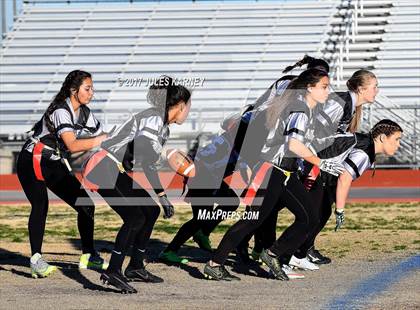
[325,254,420,310]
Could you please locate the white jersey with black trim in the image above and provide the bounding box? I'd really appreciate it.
[261,98,319,172]
[265,79,292,106]
[312,91,357,154]
[317,133,357,164]
[24,98,103,160]
[254,77,293,110]
[344,148,372,179]
[101,107,169,165]
[319,91,356,134]
[318,132,375,183]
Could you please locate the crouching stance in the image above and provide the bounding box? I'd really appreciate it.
[83,76,191,293]
[17,70,108,278]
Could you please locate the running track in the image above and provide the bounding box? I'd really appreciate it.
[1,170,419,204]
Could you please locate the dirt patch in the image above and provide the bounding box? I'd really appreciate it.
[0,202,419,309]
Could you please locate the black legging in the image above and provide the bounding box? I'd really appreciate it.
[247,176,324,259]
[86,156,160,272]
[256,206,281,251]
[212,167,320,265]
[211,166,283,264]
[295,182,336,257]
[238,203,280,253]
[16,150,95,256]
[269,175,321,264]
[166,181,240,252]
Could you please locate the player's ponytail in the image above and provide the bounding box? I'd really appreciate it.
[147,75,191,124]
[282,55,330,74]
[347,69,377,133]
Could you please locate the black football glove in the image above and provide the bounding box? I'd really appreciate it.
[159,194,175,219]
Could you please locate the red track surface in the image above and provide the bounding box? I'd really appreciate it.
[1,170,419,191]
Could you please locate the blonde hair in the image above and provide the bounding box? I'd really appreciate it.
[346,69,377,132]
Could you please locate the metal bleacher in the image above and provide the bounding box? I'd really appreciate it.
[375,0,420,107]
[0,0,419,166]
[372,0,420,166]
[0,0,337,136]
[324,0,419,107]
[322,0,419,166]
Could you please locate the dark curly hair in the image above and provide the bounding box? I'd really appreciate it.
[371,119,403,139]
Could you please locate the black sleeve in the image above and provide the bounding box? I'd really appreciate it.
[230,110,268,170]
[133,135,164,195]
[221,107,260,176]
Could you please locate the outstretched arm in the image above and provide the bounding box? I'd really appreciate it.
[288,138,320,166]
[60,131,107,153]
[335,170,353,211]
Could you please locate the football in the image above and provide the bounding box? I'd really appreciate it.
[166,149,196,178]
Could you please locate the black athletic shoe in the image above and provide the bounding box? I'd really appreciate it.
[100,270,137,294]
[203,263,241,281]
[307,247,331,265]
[260,249,289,281]
[124,266,164,283]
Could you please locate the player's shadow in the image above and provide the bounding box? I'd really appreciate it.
[72,238,210,280]
[0,246,119,293]
[0,247,33,278]
[54,261,120,293]
[219,248,272,279]
[228,258,271,279]
[67,238,115,254]
[144,238,211,279]
[143,239,270,280]
[71,237,207,280]
[65,238,129,292]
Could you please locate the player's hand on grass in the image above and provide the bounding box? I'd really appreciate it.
[159,194,175,219]
[334,209,345,231]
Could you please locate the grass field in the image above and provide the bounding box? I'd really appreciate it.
[1,202,419,309]
[0,202,419,261]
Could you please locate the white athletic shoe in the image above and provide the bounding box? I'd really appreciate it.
[30,253,57,279]
[281,264,305,279]
[289,256,320,271]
